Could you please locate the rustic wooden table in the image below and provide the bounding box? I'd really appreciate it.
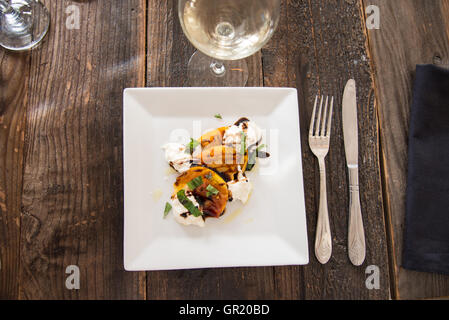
[0,0,448,300]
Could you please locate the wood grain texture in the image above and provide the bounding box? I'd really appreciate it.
[0,51,29,299]
[263,0,390,299]
[0,0,418,300]
[363,0,449,299]
[146,0,273,300]
[17,0,146,299]
[146,0,390,299]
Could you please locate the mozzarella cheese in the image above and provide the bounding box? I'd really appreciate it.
[223,121,262,148]
[171,194,205,227]
[227,167,253,204]
[161,143,193,173]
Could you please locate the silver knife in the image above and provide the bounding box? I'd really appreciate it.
[342,79,366,266]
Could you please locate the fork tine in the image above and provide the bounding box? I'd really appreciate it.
[320,96,329,137]
[309,95,318,137]
[326,96,334,137]
[314,96,324,136]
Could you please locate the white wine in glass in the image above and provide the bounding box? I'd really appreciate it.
[178,0,280,87]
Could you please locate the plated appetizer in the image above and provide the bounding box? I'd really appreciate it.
[162,117,269,227]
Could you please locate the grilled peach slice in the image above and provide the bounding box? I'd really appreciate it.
[199,127,228,149]
[200,145,248,181]
[174,167,229,218]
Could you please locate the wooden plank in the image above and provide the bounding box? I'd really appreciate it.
[262,0,390,299]
[146,0,389,299]
[0,52,30,299]
[18,0,146,299]
[146,0,275,300]
[363,0,449,300]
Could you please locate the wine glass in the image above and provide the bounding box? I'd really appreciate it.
[178,0,280,87]
[0,0,50,51]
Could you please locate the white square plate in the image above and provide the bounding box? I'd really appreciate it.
[124,87,309,271]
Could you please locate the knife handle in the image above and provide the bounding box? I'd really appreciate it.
[348,166,366,266]
[315,157,332,264]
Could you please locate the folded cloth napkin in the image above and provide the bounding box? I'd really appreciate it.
[402,64,449,275]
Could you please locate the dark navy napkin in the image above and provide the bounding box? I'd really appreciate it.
[402,64,449,275]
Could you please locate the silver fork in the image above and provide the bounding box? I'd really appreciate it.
[309,95,334,264]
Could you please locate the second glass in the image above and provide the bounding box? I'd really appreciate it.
[0,0,50,51]
[178,0,280,87]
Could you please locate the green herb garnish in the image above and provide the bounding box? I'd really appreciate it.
[176,189,203,217]
[214,114,223,119]
[240,131,247,155]
[204,172,213,180]
[246,144,267,171]
[185,138,200,154]
[206,184,219,198]
[256,144,266,152]
[187,176,203,190]
[163,202,172,218]
[247,152,257,171]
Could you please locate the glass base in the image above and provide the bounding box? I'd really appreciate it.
[187,51,248,87]
[0,0,50,51]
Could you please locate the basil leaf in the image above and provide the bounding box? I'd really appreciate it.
[177,189,203,217]
[204,172,213,180]
[185,138,200,154]
[187,176,203,190]
[256,144,266,152]
[246,144,267,171]
[246,152,257,171]
[206,184,219,198]
[240,131,247,155]
[163,202,172,218]
[214,114,223,119]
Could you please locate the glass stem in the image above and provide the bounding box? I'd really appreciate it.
[210,61,226,77]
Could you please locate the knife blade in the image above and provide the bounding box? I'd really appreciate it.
[342,79,366,266]
[343,80,359,166]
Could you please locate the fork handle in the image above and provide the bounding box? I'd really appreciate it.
[348,166,366,266]
[315,158,332,264]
